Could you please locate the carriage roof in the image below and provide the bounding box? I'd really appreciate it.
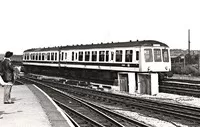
[24,40,169,53]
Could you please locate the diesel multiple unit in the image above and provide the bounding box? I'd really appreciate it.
[23,40,171,95]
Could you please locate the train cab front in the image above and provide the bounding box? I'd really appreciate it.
[139,46,171,73]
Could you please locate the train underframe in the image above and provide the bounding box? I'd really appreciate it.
[23,65,118,85]
[23,65,161,95]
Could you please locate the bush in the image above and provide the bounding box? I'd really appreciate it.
[172,64,200,76]
[172,65,182,74]
[166,71,173,77]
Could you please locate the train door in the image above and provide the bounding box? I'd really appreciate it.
[110,50,114,63]
[118,73,129,92]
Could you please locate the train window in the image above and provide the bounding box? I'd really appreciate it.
[79,51,83,61]
[34,53,36,60]
[25,54,28,60]
[39,53,41,60]
[116,50,123,62]
[32,53,35,60]
[35,53,37,60]
[42,53,45,60]
[106,51,109,62]
[27,54,29,60]
[24,54,26,60]
[65,53,67,60]
[162,49,169,62]
[76,53,78,60]
[154,49,162,62]
[125,50,133,62]
[136,51,139,60]
[29,54,32,60]
[36,53,38,60]
[144,49,153,62]
[111,51,114,61]
[55,53,57,60]
[47,53,50,60]
[85,51,90,61]
[61,52,64,60]
[51,53,54,60]
[99,51,105,61]
[72,52,74,61]
[32,54,34,60]
[92,51,97,61]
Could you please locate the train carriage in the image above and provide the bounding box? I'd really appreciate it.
[23,40,171,95]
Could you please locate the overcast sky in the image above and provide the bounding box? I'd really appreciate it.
[0,0,200,55]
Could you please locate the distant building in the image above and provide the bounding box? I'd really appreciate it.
[170,49,187,57]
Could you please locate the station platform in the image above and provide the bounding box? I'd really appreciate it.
[0,84,74,127]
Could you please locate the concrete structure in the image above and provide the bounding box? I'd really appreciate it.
[118,72,158,95]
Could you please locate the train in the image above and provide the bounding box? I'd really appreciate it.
[22,40,171,95]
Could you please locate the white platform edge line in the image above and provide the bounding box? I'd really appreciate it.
[33,84,75,127]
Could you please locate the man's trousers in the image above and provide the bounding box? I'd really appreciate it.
[4,85,12,103]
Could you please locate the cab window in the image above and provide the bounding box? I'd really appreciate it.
[162,49,169,62]
[154,49,162,62]
[144,49,153,62]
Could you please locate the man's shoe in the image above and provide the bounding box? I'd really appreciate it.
[4,102,14,104]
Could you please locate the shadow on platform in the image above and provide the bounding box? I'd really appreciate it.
[0,111,4,119]
[11,97,22,102]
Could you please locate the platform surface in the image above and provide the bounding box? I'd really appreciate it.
[0,85,52,127]
[0,85,74,127]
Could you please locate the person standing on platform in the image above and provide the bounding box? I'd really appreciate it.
[1,51,15,104]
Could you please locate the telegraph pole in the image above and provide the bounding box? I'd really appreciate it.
[188,29,190,55]
[188,29,191,65]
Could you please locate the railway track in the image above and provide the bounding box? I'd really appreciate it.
[160,78,200,97]
[19,76,152,127]
[18,75,200,126]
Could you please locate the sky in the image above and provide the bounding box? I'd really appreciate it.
[0,0,200,55]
